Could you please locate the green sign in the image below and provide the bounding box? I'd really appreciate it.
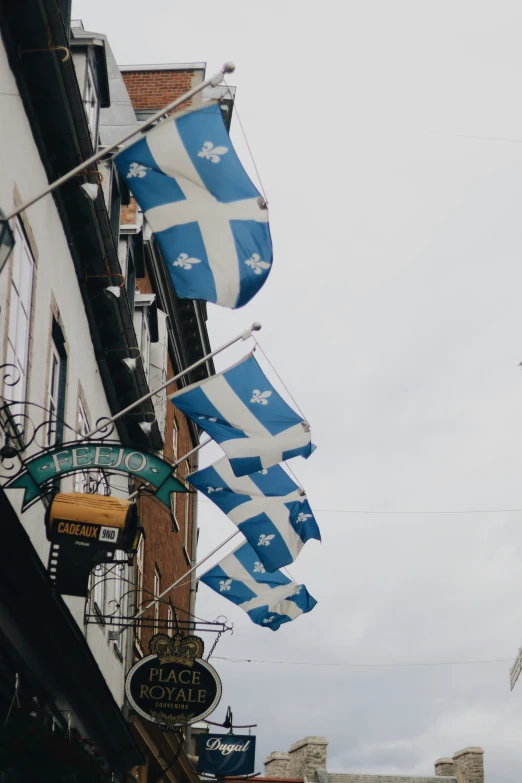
[5,442,187,510]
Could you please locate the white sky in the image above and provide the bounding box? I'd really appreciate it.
[72,2,522,780]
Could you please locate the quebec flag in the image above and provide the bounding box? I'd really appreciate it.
[188,457,321,572]
[200,541,317,630]
[114,102,272,309]
[170,353,314,477]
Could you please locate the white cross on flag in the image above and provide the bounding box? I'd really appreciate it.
[114,101,272,309]
[200,540,317,630]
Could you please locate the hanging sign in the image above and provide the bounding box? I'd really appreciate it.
[198,734,256,777]
[125,633,222,730]
[4,441,187,510]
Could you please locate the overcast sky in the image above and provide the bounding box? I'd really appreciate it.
[72,2,522,780]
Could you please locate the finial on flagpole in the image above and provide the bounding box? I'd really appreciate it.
[241,322,262,340]
[222,62,236,74]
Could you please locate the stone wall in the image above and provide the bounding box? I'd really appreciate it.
[289,738,328,781]
[452,748,484,783]
[265,752,292,778]
[435,759,456,777]
[264,739,484,783]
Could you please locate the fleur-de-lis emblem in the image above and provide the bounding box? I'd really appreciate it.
[292,585,301,596]
[207,487,224,494]
[127,162,149,178]
[296,513,313,523]
[253,561,265,573]
[198,415,217,422]
[250,389,272,405]
[173,253,202,271]
[245,253,271,275]
[257,469,268,475]
[219,579,232,592]
[262,616,276,624]
[197,141,229,163]
[258,534,275,547]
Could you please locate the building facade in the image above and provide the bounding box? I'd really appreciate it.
[0,3,218,780]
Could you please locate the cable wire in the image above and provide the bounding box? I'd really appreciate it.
[224,78,269,205]
[199,500,522,515]
[213,655,512,669]
[252,337,308,423]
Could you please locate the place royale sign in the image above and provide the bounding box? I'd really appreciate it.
[126,633,222,730]
[4,441,187,511]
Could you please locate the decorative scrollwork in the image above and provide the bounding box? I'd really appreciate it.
[0,362,21,388]
[89,416,115,441]
[0,383,122,487]
[84,563,233,639]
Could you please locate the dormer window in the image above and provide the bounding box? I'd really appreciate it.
[70,25,110,148]
[84,63,99,141]
[133,293,159,384]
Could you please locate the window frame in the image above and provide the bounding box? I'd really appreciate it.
[84,61,99,141]
[183,462,191,564]
[113,550,126,657]
[134,537,144,653]
[91,566,106,621]
[44,319,68,480]
[153,567,161,635]
[172,417,179,462]
[73,397,91,493]
[6,219,35,410]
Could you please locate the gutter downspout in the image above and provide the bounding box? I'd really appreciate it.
[185,447,200,756]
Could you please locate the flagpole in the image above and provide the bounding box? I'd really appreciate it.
[112,529,240,638]
[84,322,261,439]
[3,62,236,222]
[127,436,212,501]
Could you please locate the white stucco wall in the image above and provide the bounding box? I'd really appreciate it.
[0,37,132,710]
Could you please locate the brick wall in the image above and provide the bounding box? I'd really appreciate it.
[121,200,137,225]
[121,68,203,114]
[120,64,206,658]
[134,271,196,654]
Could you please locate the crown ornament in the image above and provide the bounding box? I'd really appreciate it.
[149,633,204,667]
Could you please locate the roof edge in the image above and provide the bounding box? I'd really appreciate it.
[120,62,206,72]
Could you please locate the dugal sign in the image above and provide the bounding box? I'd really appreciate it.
[198,733,256,777]
[126,633,221,730]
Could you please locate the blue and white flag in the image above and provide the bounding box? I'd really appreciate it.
[170,353,314,477]
[200,541,317,630]
[188,457,320,572]
[114,102,272,309]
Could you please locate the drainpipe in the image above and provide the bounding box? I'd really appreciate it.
[186,448,200,756]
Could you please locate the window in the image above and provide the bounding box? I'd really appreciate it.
[113,550,126,657]
[73,398,89,493]
[167,603,174,633]
[134,537,144,651]
[77,397,89,436]
[109,165,122,241]
[170,492,180,533]
[6,221,34,407]
[183,463,191,563]
[172,418,179,462]
[153,567,160,635]
[133,294,158,384]
[84,63,99,141]
[92,566,105,618]
[47,328,67,446]
[48,343,60,428]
